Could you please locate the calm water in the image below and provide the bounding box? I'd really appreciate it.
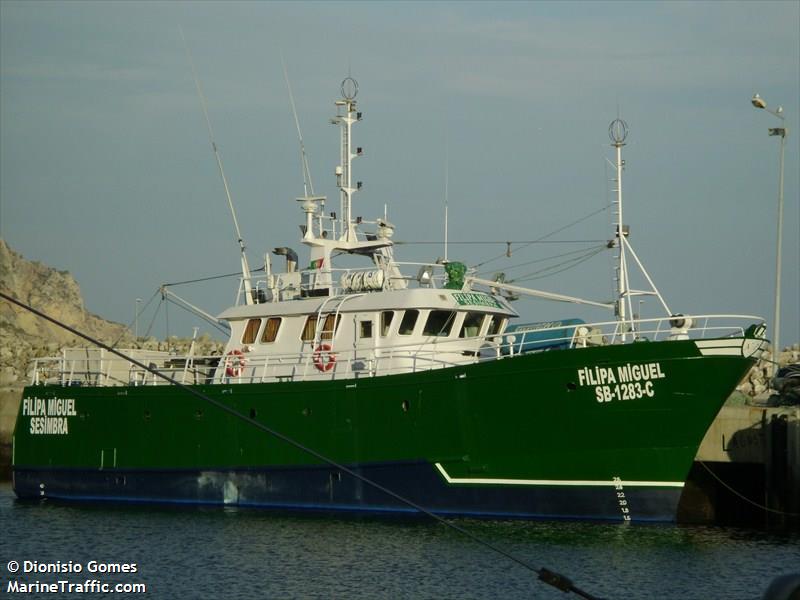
[0,483,797,600]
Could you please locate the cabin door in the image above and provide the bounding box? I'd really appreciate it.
[353,312,376,375]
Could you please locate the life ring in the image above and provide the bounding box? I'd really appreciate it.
[224,349,246,377]
[313,344,336,372]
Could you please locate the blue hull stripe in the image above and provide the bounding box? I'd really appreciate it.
[13,461,682,522]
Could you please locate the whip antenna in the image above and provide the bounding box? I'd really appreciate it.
[179,26,253,305]
[443,127,450,263]
[281,52,316,198]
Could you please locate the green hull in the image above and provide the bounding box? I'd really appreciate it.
[12,338,755,521]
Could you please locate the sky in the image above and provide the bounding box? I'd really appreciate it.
[1,0,798,346]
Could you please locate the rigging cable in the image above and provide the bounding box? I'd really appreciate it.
[111,267,264,345]
[143,294,164,341]
[475,244,607,280]
[396,239,607,245]
[511,246,608,283]
[0,290,604,600]
[110,290,161,349]
[472,203,612,271]
[163,266,265,288]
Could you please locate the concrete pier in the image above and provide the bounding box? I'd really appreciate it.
[680,405,800,528]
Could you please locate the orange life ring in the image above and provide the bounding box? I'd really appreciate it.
[313,344,336,372]
[224,349,246,377]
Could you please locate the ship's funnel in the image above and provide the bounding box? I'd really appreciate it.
[273,247,298,273]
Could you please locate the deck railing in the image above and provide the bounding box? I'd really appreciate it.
[27,314,764,388]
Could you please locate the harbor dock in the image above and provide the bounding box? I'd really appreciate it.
[681,404,800,528]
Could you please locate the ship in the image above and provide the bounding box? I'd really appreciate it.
[10,79,767,522]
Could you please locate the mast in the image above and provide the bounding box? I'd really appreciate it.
[332,77,362,243]
[607,119,672,337]
[291,78,402,294]
[609,119,630,337]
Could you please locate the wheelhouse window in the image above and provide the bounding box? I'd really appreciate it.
[380,311,394,337]
[459,313,485,338]
[487,315,506,336]
[260,317,282,343]
[302,314,340,341]
[241,319,261,344]
[423,310,456,337]
[398,310,419,336]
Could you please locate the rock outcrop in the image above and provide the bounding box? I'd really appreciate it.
[0,239,138,462]
[0,239,228,473]
[0,238,139,476]
[736,344,800,402]
[0,238,134,387]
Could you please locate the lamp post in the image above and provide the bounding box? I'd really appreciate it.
[751,93,787,375]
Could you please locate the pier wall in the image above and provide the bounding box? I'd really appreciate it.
[681,405,800,528]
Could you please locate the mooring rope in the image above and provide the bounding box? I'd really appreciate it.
[1,290,604,600]
[697,460,800,518]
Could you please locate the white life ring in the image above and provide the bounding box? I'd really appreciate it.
[313,344,336,372]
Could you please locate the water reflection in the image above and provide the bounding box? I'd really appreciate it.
[2,484,796,599]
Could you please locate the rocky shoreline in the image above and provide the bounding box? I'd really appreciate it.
[737,346,800,397]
